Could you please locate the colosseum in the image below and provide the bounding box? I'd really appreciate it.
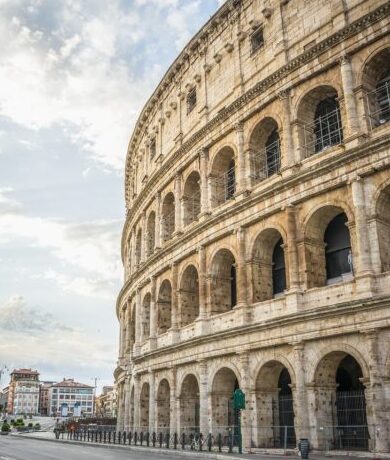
[115,0,390,453]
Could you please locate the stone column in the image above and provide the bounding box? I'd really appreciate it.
[351,177,372,276]
[141,211,147,263]
[125,302,131,354]
[124,376,131,431]
[149,276,157,349]
[363,330,389,452]
[279,89,295,167]
[236,227,250,321]
[285,205,300,290]
[135,288,142,356]
[239,351,253,451]
[235,122,248,195]
[340,55,359,138]
[118,311,124,358]
[134,374,141,431]
[155,192,162,249]
[171,263,179,335]
[117,382,125,431]
[131,229,136,273]
[291,342,310,440]
[198,245,207,320]
[170,367,177,435]
[174,173,183,235]
[149,370,156,433]
[198,360,209,436]
[199,148,210,216]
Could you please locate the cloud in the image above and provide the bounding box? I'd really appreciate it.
[0,295,74,333]
[0,0,219,171]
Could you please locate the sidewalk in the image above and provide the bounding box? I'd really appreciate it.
[12,430,390,460]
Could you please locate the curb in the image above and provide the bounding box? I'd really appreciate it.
[12,434,245,459]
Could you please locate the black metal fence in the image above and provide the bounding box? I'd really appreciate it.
[59,429,242,453]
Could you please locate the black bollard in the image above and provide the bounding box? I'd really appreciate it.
[299,438,310,460]
[165,432,170,449]
[140,431,144,446]
[208,433,212,452]
[174,432,177,450]
[113,432,116,444]
[146,432,150,447]
[181,433,185,450]
[123,431,126,444]
[152,431,156,447]
[103,431,106,443]
[190,433,194,450]
[118,432,121,444]
[228,429,233,453]
[199,433,203,451]
[159,432,163,448]
[218,433,222,452]
[108,431,111,443]
[128,431,132,445]
[134,431,138,445]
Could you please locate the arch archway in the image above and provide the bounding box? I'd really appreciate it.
[210,147,236,208]
[255,361,296,448]
[183,172,201,226]
[209,249,237,315]
[162,193,175,242]
[142,293,151,340]
[362,48,390,127]
[156,379,170,432]
[376,183,390,272]
[249,117,281,183]
[297,86,343,156]
[179,265,199,327]
[314,351,368,450]
[304,205,353,288]
[252,229,287,302]
[140,382,150,431]
[179,374,200,435]
[211,367,240,434]
[146,212,156,257]
[157,280,172,334]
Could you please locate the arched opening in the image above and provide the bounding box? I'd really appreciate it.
[135,229,142,266]
[376,184,390,271]
[255,361,296,448]
[157,280,172,334]
[314,352,368,450]
[156,379,170,432]
[304,206,353,289]
[252,229,287,302]
[183,172,201,226]
[146,212,156,257]
[249,118,281,183]
[179,374,200,436]
[210,147,236,208]
[179,265,199,327]
[298,86,343,156]
[362,48,390,128]
[210,249,237,315]
[142,293,151,340]
[211,368,240,435]
[140,383,150,431]
[324,213,353,281]
[161,193,175,242]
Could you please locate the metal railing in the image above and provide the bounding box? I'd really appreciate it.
[366,79,390,129]
[250,139,281,183]
[161,211,175,242]
[210,166,236,207]
[183,191,201,225]
[303,107,343,155]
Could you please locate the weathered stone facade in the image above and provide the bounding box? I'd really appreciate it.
[115,0,390,452]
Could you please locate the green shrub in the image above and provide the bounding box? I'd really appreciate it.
[28,422,33,428]
[1,423,10,432]
[34,423,41,430]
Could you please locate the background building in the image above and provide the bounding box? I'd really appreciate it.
[0,387,8,413]
[95,385,117,418]
[39,381,56,416]
[115,0,390,453]
[49,378,94,417]
[7,369,40,415]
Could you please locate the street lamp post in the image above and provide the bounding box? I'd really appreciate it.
[91,377,100,417]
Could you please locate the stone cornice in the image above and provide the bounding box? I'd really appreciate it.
[116,133,390,316]
[123,1,390,211]
[131,295,390,368]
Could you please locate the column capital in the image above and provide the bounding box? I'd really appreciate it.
[339,53,351,66]
[278,88,292,100]
[199,147,209,158]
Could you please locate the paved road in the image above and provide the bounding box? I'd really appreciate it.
[0,436,210,460]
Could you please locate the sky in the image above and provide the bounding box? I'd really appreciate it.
[0,0,223,394]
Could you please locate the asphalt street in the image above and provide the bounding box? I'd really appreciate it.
[0,436,212,460]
